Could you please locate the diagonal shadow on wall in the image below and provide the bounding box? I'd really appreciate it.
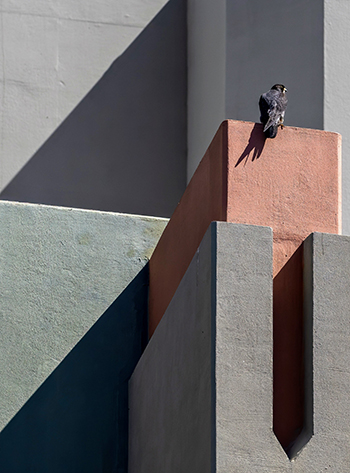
[0,266,149,473]
[0,0,187,218]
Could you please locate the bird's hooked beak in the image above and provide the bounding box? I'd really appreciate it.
[283,87,288,93]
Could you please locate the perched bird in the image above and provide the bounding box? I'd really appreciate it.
[259,84,288,138]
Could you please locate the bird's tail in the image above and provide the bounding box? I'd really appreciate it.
[263,118,274,133]
[264,125,278,139]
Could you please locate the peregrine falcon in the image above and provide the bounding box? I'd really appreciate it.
[259,84,288,138]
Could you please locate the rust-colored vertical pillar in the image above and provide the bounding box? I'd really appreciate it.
[149,120,341,450]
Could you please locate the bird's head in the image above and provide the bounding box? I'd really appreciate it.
[272,84,287,94]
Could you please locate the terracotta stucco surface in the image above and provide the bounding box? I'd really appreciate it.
[149,119,341,336]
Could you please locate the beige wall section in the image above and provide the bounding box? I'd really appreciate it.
[0,0,168,189]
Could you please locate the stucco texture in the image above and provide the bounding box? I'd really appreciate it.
[0,200,167,472]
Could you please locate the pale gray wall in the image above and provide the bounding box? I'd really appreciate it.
[0,0,169,191]
[187,0,324,181]
[324,0,350,234]
[0,201,167,472]
[187,0,226,180]
[2,0,350,226]
[225,0,324,129]
[0,0,187,218]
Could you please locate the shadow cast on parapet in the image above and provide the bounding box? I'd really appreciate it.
[0,266,149,473]
[0,0,187,219]
[235,123,266,167]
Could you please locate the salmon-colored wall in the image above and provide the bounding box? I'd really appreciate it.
[150,120,341,334]
[226,121,341,275]
[148,119,341,451]
[148,122,228,336]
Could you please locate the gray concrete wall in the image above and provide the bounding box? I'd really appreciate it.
[129,222,287,472]
[212,223,284,471]
[324,1,350,233]
[187,0,226,180]
[298,232,350,471]
[0,0,170,185]
[0,201,167,472]
[187,0,324,181]
[225,0,324,131]
[129,225,350,471]
[3,0,350,226]
[0,0,187,218]
[129,219,214,473]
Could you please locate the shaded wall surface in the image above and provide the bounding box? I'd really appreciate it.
[0,0,187,218]
[0,201,167,472]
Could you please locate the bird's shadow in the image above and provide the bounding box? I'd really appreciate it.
[235,123,266,167]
